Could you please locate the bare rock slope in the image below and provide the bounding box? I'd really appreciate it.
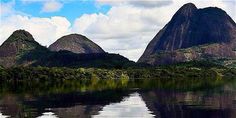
[49,34,105,54]
[138,3,236,66]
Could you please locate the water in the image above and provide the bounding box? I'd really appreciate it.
[93,92,155,118]
[0,112,10,118]
[1,86,236,118]
[37,112,57,118]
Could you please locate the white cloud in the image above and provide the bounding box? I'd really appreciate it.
[41,0,63,13]
[72,13,103,34]
[0,1,15,16]
[20,0,64,13]
[96,0,173,8]
[72,3,179,61]
[0,1,28,17]
[75,0,235,61]
[128,0,173,8]
[1,0,235,61]
[0,15,71,46]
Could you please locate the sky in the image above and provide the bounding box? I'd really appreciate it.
[0,0,236,61]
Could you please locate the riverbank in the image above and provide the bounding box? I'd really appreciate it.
[1,62,236,95]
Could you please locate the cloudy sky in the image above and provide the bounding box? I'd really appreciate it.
[0,0,235,61]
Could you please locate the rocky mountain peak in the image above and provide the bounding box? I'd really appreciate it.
[49,34,105,54]
[0,30,41,54]
[63,34,87,39]
[175,3,197,18]
[0,30,45,67]
[138,3,236,65]
[5,30,35,43]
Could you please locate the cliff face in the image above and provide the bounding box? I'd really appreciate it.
[138,3,236,65]
[49,34,105,54]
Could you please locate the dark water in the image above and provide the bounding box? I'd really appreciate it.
[1,84,236,118]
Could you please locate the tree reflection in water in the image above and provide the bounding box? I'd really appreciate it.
[1,86,236,118]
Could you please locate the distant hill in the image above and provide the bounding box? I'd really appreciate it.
[138,3,236,66]
[0,30,134,68]
[49,34,105,54]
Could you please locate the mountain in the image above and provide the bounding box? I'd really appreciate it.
[49,34,105,54]
[138,3,236,66]
[0,30,134,68]
[0,30,48,67]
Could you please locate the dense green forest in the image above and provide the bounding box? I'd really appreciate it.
[1,61,236,95]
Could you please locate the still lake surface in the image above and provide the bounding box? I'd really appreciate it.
[1,84,236,118]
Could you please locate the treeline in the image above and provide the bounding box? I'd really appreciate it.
[0,67,130,80]
[1,65,236,95]
[1,65,235,80]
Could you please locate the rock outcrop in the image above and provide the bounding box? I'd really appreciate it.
[138,3,236,65]
[49,34,105,54]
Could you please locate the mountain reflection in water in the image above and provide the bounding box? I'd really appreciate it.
[0,87,236,118]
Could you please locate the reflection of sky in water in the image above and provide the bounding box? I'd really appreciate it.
[36,112,58,118]
[0,92,155,118]
[0,112,10,118]
[93,92,155,118]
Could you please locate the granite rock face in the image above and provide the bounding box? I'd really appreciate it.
[138,3,236,65]
[49,34,105,54]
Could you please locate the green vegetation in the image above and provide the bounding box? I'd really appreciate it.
[19,49,136,68]
[1,61,236,95]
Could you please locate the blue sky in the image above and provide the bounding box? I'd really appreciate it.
[0,0,235,61]
[1,0,111,22]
